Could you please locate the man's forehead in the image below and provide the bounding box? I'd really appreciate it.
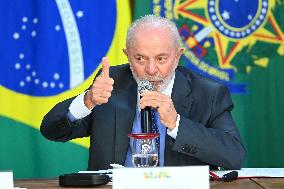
[129,28,176,52]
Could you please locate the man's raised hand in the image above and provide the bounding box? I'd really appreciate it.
[84,57,114,109]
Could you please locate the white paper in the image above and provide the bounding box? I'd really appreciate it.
[113,166,209,189]
[0,171,14,189]
[213,168,284,178]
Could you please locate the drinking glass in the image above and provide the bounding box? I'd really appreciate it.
[128,133,159,167]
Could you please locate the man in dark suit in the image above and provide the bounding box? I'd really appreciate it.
[40,15,245,171]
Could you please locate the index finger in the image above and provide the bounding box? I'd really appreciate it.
[101,57,110,78]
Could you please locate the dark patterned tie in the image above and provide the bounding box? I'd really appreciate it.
[151,108,160,152]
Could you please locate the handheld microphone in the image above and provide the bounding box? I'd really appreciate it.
[138,80,154,133]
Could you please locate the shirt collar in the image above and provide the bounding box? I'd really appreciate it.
[160,73,175,96]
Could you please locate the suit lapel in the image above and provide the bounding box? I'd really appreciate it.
[165,69,194,165]
[171,69,193,117]
[114,77,137,164]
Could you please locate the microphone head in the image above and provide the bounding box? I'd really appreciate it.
[138,80,154,94]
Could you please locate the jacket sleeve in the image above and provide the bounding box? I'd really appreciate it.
[40,97,92,142]
[172,85,245,169]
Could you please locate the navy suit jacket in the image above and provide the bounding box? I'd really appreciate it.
[41,64,245,170]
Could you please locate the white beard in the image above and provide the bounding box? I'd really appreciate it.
[129,63,175,92]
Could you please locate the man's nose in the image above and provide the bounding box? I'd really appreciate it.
[145,60,158,75]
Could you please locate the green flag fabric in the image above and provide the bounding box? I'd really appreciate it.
[134,0,284,167]
[0,0,131,178]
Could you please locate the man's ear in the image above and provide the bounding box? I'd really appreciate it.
[177,48,184,59]
[174,47,184,67]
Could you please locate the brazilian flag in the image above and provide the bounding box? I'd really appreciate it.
[134,0,284,167]
[0,0,131,178]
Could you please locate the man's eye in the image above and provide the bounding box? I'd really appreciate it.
[136,56,147,63]
[157,56,167,63]
[136,57,143,61]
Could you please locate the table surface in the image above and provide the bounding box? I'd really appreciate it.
[14,178,284,189]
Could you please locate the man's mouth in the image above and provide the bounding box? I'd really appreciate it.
[149,80,159,85]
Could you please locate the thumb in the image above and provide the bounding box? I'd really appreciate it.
[101,57,110,78]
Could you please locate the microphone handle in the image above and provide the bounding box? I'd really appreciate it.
[141,106,152,133]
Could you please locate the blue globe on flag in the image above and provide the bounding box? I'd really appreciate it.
[0,0,116,96]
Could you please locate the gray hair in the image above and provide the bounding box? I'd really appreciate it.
[126,15,181,49]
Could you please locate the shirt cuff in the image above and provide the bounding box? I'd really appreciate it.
[68,91,92,120]
[167,114,180,139]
